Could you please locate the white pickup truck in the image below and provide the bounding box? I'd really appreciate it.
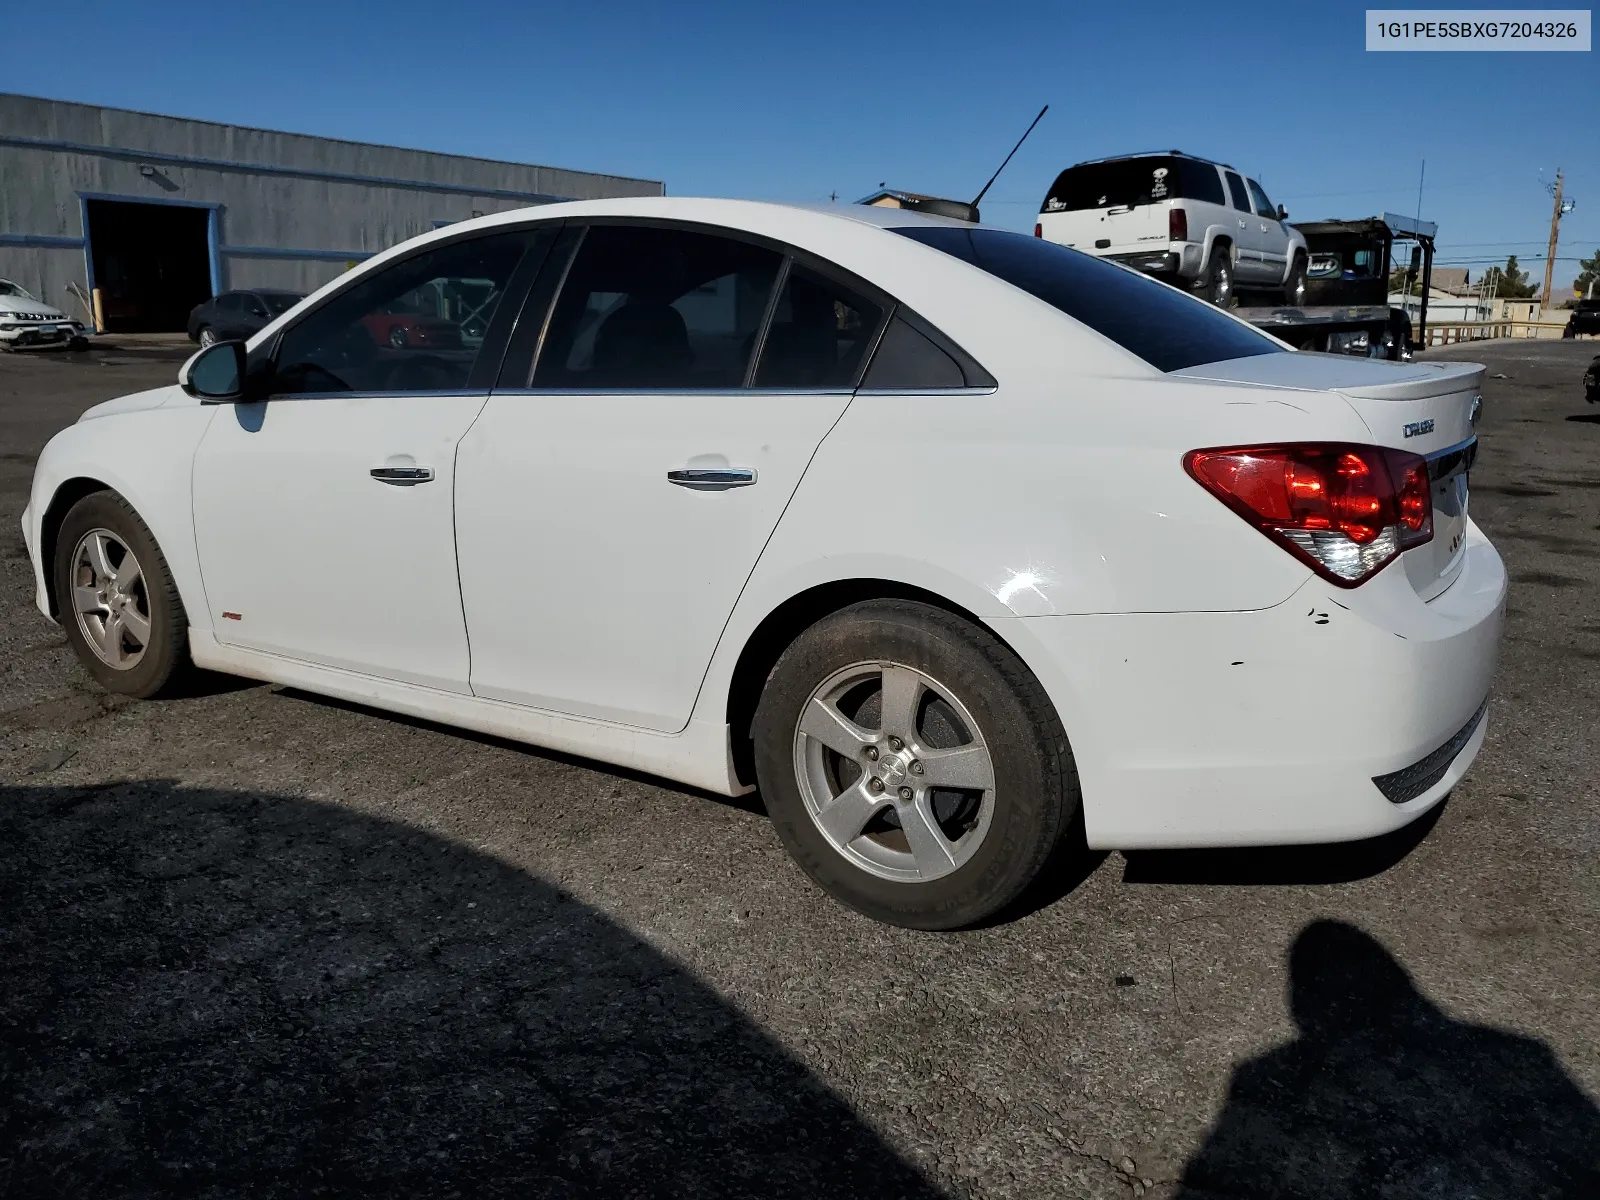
[1035,152,1308,308]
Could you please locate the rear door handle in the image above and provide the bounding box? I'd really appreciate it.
[667,468,756,491]
[370,466,435,486]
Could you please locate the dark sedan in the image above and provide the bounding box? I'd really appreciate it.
[187,290,304,346]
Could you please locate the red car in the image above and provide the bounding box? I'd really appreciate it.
[360,305,463,350]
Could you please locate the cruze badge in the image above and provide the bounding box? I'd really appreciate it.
[1403,418,1435,439]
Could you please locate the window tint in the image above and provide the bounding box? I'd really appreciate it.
[1224,171,1250,212]
[893,226,1283,373]
[262,292,301,315]
[219,293,245,312]
[753,265,882,388]
[1247,179,1277,218]
[273,230,533,395]
[534,225,782,389]
[1042,156,1224,213]
[861,316,964,389]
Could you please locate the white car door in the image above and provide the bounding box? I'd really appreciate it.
[1247,178,1290,285]
[455,224,886,733]
[1222,170,1267,282]
[192,228,539,692]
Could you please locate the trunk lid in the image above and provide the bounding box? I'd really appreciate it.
[1175,353,1484,599]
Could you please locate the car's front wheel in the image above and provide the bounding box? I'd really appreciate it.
[53,490,192,698]
[753,600,1078,930]
[1284,253,1308,307]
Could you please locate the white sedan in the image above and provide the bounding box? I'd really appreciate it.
[22,198,1506,929]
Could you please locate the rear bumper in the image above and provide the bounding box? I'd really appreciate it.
[994,520,1507,849]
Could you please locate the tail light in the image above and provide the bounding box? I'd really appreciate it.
[1184,443,1432,586]
[1169,207,1188,242]
[1034,223,1042,238]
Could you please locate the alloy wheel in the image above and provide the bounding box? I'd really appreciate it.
[198,327,217,348]
[70,528,152,669]
[792,661,996,883]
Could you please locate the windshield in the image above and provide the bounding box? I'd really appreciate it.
[262,293,303,314]
[892,226,1284,373]
[1042,156,1225,212]
[0,280,38,300]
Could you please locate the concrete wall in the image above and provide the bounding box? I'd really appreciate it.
[0,93,663,316]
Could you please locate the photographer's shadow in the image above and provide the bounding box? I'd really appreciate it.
[1178,920,1600,1198]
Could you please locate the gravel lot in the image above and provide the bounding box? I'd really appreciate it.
[2,336,1597,1198]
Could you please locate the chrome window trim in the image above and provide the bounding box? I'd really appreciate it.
[488,387,856,398]
[261,389,490,402]
[854,386,998,398]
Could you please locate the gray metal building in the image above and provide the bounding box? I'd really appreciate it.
[0,94,662,332]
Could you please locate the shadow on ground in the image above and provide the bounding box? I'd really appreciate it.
[1120,801,1446,886]
[1177,920,1600,1198]
[0,781,939,1198]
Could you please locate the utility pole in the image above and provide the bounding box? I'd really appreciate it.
[1541,168,1576,305]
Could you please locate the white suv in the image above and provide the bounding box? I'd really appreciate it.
[1036,153,1308,308]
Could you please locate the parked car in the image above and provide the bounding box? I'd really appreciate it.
[24,199,1504,929]
[1036,152,1309,308]
[1563,300,1600,338]
[0,278,88,351]
[187,290,304,347]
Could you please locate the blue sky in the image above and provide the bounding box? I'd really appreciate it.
[5,0,1596,287]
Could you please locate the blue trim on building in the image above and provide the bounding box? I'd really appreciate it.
[220,245,375,262]
[0,233,85,248]
[0,133,590,205]
[207,207,223,295]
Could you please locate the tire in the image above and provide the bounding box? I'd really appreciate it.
[752,599,1079,930]
[197,326,217,348]
[52,490,192,698]
[1284,254,1308,307]
[1197,244,1234,308]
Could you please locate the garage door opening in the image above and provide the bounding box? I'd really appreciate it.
[85,199,212,333]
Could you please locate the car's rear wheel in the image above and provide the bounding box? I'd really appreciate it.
[53,490,192,698]
[1198,245,1233,307]
[752,600,1078,930]
[197,326,217,348]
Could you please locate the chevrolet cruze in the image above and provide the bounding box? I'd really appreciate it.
[23,198,1506,929]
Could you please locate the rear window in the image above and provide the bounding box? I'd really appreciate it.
[1042,156,1225,213]
[893,226,1284,373]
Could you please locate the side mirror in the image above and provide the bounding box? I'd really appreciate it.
[1276,203,1288,221]
[179,340,248,402]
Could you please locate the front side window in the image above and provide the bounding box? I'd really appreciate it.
[534,225,783,389]
[752,265,883,388]
[894,225,1283,373]
[272,229,534,395]
[1247,180,1277,219]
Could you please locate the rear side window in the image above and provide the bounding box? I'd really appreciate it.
[893,226,1283,373]
[1224,171,1250,212]
[753,265,883,388]
[535,225,782,389]
[1042,156,1223,213]
[861,317,964,389]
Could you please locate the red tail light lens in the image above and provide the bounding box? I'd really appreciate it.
[1169,207,1188,242]
[1184,443,1432,586]
[1034,223,1042,238]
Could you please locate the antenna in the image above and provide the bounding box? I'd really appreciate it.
[971,105,1049,212]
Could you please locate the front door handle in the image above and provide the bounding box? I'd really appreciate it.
[370,465,435,486]
[667,468,757,491]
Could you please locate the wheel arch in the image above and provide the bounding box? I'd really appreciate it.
[720,577,1044,788]
[38,475,117,619]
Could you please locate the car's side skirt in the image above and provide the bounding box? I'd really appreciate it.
[188,630,752,797]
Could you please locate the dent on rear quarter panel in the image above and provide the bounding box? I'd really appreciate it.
[33,405,217,634]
